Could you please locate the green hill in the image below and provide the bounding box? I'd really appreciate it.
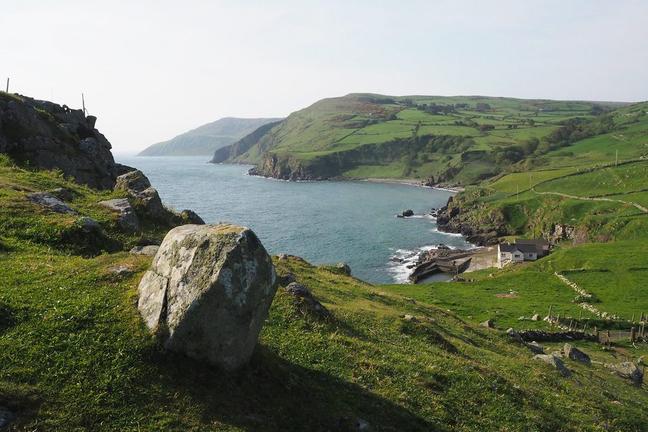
[138,117,281,157]
[213,93,627,183]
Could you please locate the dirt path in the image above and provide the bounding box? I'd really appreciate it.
[532,189,648,213]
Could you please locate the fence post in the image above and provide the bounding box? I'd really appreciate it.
[5,78,8,93]
[631,327,636,343]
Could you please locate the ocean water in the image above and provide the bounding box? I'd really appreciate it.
[117,156,472,284]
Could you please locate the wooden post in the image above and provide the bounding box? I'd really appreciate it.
[607,330,611,347]
[5,78,8,93]
[81,93,86,116]
[631,327,636,343]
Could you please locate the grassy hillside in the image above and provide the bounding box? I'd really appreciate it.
[2,155,647,431]
[139,117,281,157]
[217,93,627,183]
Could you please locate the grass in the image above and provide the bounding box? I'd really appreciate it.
[2,245,648,431]
[2,158,648,431]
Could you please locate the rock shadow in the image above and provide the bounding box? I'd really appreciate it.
[145,345,441,432]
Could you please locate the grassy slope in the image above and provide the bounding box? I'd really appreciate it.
[2,159,648,431]
[229,93,620,183]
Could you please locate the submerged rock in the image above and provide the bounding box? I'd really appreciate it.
[137,224,277,371]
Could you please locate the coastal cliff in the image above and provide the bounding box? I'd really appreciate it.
[0,92,127,189]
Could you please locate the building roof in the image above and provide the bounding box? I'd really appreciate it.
[515,243,539,253]
[516,238,549,246]
[499,244,521,253]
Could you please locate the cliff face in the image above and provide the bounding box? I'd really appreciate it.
[0,93,125,189]
[247,138,416,180]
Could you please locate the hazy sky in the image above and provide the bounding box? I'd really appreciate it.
[2,0,647,154]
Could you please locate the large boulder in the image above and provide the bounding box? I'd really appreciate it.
[137,224,277,371]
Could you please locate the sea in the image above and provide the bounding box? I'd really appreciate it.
[116,156,472,284]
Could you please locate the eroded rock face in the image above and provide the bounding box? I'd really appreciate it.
[137,224,277,371]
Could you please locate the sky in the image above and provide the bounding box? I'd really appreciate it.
[2,0,647,154]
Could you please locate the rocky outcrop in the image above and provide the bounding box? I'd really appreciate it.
[285,282,330,319]
[137,224,278,371]
[608,362,643,385]
[179,209,205,225]
[563,343,590,364]
[0,93,125,189]
[113,170,205,227]
[533,354,571,377]
[27,192,77,214]
[435,196,506,246]
[99,198,140,232]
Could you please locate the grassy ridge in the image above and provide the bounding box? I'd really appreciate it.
[2,159,647,431]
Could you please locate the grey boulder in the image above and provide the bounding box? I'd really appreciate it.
[130,245,160,256]
[285,282,330,319]
[27,192,77,214]
[563,343,591,364]
[137,224,277,371]
[534,354,571,377]
[609,362,643,385]
[99,198,140,232]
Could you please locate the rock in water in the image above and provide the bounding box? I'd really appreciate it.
[137,224,277,371]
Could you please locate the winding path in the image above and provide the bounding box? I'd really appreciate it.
[532,189,648,214]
